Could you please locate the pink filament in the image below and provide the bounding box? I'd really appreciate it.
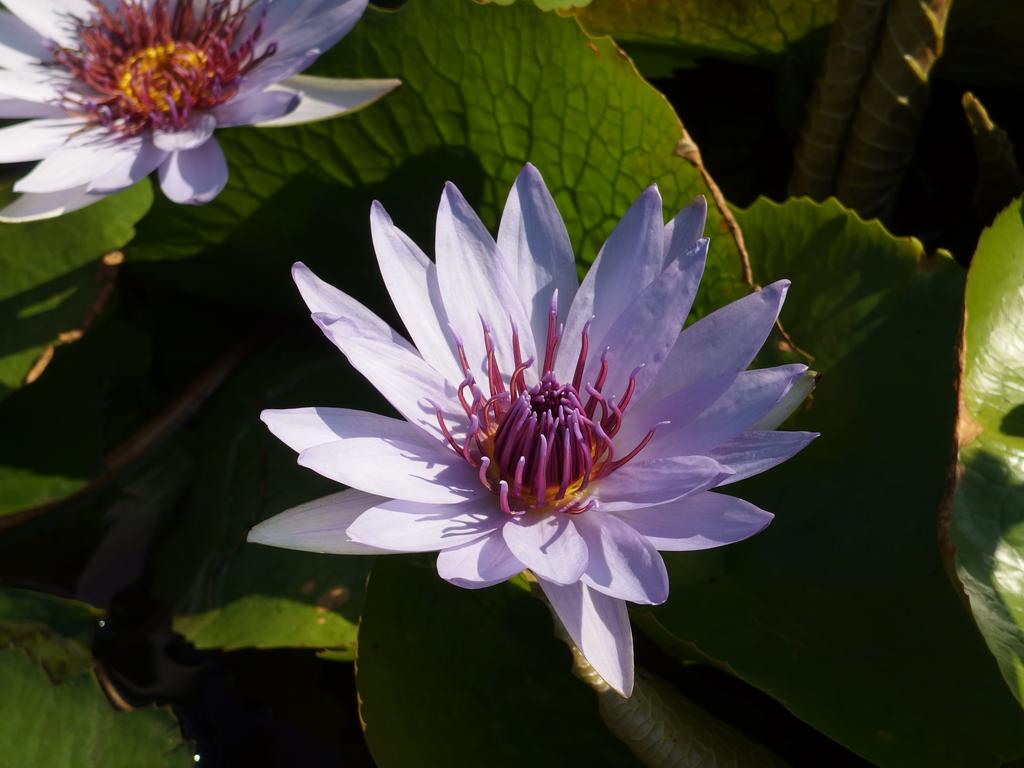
[437,300,659,514]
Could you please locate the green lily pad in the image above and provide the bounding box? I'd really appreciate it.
[637,197,1024,766]
[949,196,1024,705]
[0,183,152,402]
[575,0,837,67]
[0,587,191,768]
[356,557,640,767]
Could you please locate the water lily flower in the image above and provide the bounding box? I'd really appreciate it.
[0,0,397,222]
[249,165,818,696]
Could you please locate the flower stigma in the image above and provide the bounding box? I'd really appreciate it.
[51,0,276,135]
[431,292,660,517]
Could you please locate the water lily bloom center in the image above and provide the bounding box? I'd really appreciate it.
[52,0,274,135]
[435,296,657,517]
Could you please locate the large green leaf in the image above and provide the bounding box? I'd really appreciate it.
[356,557,640,767]
[0,587,191,768]
[572,0,1024,90]
[949,197,1024,705]
[0,183,152,402]
[575,0,837,67]
[636,197,1024,766]
[151,338,384,656]
[126,0,738,310]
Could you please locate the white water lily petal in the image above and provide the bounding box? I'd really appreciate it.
[292,260,406,341]
[290,410,481,504]
[314,313,464,441]
[709,430,818,485]
[435,531,525,589]
[153,113,217,152]
[634,364,809,460]
[0,98,65,119]
[640,280,791,408]
[291,262,463,440]
[0,185,104,223]
[502,513,588,585]
[0,119,78,163]
[258,76,400,127]
[613,491,775,551]
[14,135,144,194]
[555,185,665,382]
[260,0,367,69]
[538,578,634,697]
[88,140,167,194]
[1,0,93,47]
[347,495,501,552]
[496,163,577,357]
[0,70,62,104]
[371,201,462,382]
[591,238,710,402]
[158,140,228,204]
[214,89,300,127]
[752,369,817,429]
[435,182,536,381]
[662,196,708,269]
[594,455,733,512]
[0,10,49,66]
[247,488,390,554]
[575,510,669,605]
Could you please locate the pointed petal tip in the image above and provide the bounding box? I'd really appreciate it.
[518,161,542,182]
[640,183,662,202]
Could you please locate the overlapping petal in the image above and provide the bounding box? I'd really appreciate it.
[435,531,525,589]
[291,262,463,441]
[612,491,775,551]
[538,578,634,697]
[262,407,480,504]
[258,75,401,128]
[247,488,390,554]
[157,140,229,204]
[555,186,665,383]
[502,513,588,585]
[593,455,733,512]
[496,163,578,357]
[435,182,536,381]
[346,496,502,551]
[575,510,669,604]
[710,430,818,485]
[635,364,809,460]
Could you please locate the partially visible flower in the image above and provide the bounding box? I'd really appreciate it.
[249,164,818,696]
[0,0,398,221]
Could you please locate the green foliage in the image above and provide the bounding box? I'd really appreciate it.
[639,197,1024,766]
[0,588,191,768]
[576,0,838,66]
[0,183,152,402]
[950,197,1024,705]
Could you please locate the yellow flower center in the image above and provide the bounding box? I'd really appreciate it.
[117,42,209,112]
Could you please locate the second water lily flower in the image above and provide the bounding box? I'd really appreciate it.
[249,164,818,696]
[0,0,398,222]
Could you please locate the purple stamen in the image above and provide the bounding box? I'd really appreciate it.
[51,0,276,136]
[436,294,661,515]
